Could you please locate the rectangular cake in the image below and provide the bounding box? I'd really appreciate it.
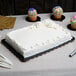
[4,19,73,60]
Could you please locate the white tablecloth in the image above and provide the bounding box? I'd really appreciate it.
[0,12,76,76]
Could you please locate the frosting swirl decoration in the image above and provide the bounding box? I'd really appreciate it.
[28,8,37,17]
[52,6,63,15]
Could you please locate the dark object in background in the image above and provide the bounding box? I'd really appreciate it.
[0,0,76,15]
[0,0,15,15]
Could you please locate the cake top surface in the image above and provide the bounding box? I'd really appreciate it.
[6,19,71,52]
[28,8,35,11]
[28,8,37,16]
[52,6,63,15]
[71,15,76,24]
[73,15,76,20]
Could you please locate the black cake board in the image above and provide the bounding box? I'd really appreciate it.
[1,37,75,62]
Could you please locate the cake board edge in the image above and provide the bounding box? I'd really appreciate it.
[1,37,75,62]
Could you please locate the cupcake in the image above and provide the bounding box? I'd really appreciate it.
[28,8,37,21]
[70,15,76,29]
[52,6,63,19]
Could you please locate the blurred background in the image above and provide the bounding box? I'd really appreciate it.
[0,0,76,15]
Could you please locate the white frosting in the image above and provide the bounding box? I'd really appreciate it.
[5,19,72,58]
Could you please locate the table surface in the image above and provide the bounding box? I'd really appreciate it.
[0,12,76,75]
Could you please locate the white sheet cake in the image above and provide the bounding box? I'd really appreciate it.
[5,19,72,58]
